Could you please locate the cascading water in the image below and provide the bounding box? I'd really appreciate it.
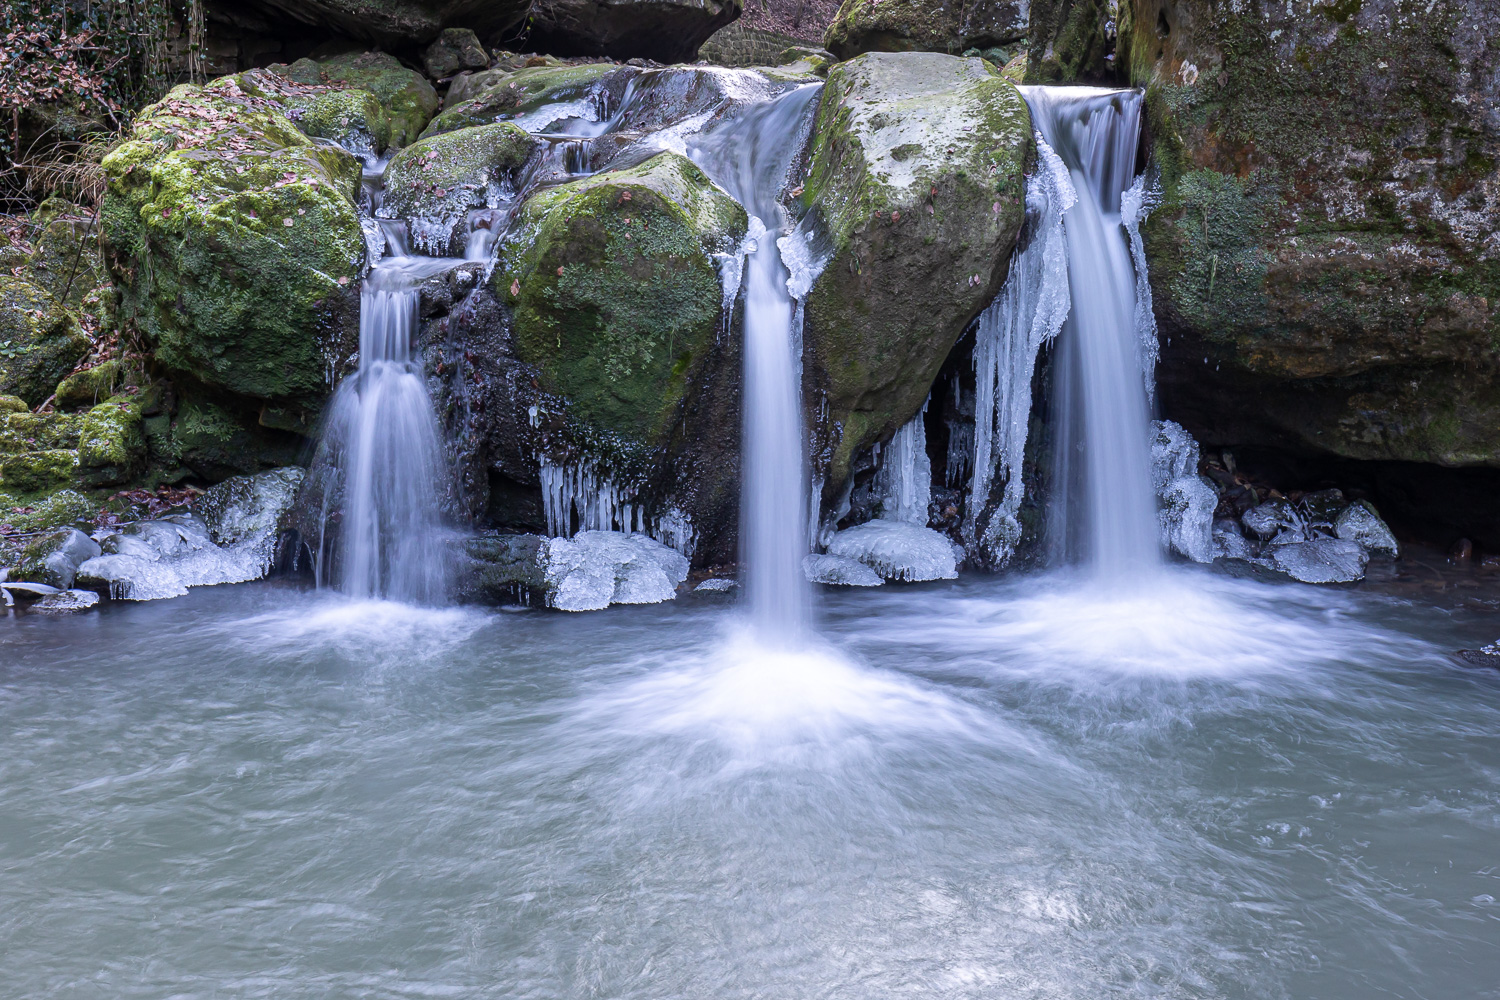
[690,84,822,640]
[1027,87,1159,577]
[968,87,1160,577]
[310,164,457,604]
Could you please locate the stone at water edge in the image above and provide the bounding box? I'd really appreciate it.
[541,530,691,612]
[803,553,884,587]
[16,528,101,589]
[795,51,1029,497]
[1242,500,1303,541]
[1267,537,1369,585]
[1336,502,1400,559]
[825,520,959,583]
[421,63,634,138]
[1150,420,1216,563]
[306,51,439,148]
[694,577,738,592]
[28,588,101,613]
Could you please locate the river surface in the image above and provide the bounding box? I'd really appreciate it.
[3,567,1498,999]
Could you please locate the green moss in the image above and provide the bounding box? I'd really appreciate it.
[495,152,746,443]
[0,410,82,453]
[0,488,93,531]
[824,0,1026,60]
[423,63,623,138]
[316,51,438,147]
[381,123,535,255]
[55,361,125,411]
[0,448,78,495]
[76,392,146,486]
[292,88,392,155]
[0,276,91,406]
[0,396,28,414]
[101,83,365,408]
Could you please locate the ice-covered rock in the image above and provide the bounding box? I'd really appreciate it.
[694,577,738,592]
[1242,499,1303,541]
[1268,537,1369,584]
[803,553,884,587]
[1150,421,1216,563]
[1335,501,1399,558]
[541,530,689,612]
[29,588,100,613]
[75,468,303,601]
[19,527,101,588]
[825,520,959,583]
[1211,519,1258,562]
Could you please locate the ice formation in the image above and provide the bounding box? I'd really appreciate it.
[802,553,884,587]
[966,133,1075,563]
[825,520,959,583]
[876,403,931,525]
[541,530,690,612]
[1150,420,1216,564]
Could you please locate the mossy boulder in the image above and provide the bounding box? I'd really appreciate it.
[495,151,747,443]
[0,488,94,533]
[0,276,91,406]
[316,51,439,147]
[380,123,536,255]
[796,51,1030,491]
[233,67,395,157]
[153,392,302,481]
[423,63,632,138]
[101,81,366,411]
[26,203,106,310]
[824,0,1029,60]
[1124,0,1500,467]
[0,409,82,454]
[76,392,148,487]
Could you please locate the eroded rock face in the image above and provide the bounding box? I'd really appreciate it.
[795,52,1030,494]
[824,0,1029,60]
[101,80,366,411]
[527,0,743,63]
[205,0,531,50]
[1127,0,1500,469]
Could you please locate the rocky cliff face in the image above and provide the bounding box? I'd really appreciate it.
[1126,0,1499,478]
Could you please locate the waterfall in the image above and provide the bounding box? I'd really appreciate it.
[968,87,1159,577]
[689,84,822,640]
[312,259,453,603]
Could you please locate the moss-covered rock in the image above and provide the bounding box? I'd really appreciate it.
[54,361,125,411]
[156,392,303,480]
[797,51,1030,490]
[380,123,536,255]
[1125,0,1500,467]
[316,51,439,147]
[76,392,147,487]
[101,81,366,411]
[0,276,91,406]
[422,63,632,138]
[824,0,1029,60]
[495,151,747,443]
[0,409,82,454]
[0,448,78,495]
[26,203,106,310]
[0,488,94,533]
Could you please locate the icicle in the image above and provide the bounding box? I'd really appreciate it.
[1122,173,1162,407]
[877,399,931,525]
[965,133,1076,563]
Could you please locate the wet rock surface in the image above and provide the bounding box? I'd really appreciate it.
[824,0,1029,61]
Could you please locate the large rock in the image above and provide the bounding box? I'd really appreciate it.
[1126,0,1500,469]
[0,277,90,406]
[423,63,634,138]
[380,123,536,255]
[795,51,1030,493]
[422,28,490,79]
[496,151,747,444]
[101,80,366,411]
[313,52,440,147]
[824,0,1029,60]
[527,0,743,63]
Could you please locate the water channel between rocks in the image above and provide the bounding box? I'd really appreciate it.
[3,566,1499,998]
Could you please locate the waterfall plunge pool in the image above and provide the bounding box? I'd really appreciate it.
[2,567,1498,998]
